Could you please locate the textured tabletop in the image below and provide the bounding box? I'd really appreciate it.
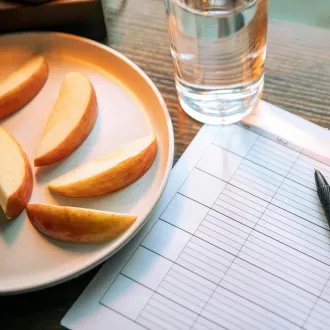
[1,0,330,328]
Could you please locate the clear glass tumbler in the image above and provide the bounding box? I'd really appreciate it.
[164,0,269,125]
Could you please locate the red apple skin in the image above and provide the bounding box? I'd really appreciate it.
[34,86,97,167]
[26,204,137,243]
[1,133,33,219]
[49,137,157,198]
[0,56,49,121]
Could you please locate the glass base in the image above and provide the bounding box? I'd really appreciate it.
[176,77,264,125]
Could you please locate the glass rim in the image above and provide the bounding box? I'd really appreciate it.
[166,0,261,17]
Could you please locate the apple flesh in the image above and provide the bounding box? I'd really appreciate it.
[34,72,98,167]
[0,127,33,219]
[48,135,157,197]
[26,204,137,243]
[0,54,48,120]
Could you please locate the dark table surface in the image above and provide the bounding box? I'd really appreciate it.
[1,0,330,329]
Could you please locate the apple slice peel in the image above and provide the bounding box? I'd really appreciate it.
[26,204,137,243]
[0,54,49,121]
[48,135,157,197]
[34,72,98,167]
[0,127,33,220]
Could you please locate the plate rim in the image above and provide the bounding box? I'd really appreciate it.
[0,31,174,295]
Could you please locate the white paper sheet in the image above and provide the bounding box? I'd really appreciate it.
[62,101,330,330]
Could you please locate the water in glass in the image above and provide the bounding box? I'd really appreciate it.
[165,0,268,124]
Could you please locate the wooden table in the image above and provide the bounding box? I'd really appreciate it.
[1,0,330,329]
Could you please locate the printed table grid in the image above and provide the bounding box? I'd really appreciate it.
[100,124,330,330]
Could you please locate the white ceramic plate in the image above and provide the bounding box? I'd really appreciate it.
[0,32,174,294]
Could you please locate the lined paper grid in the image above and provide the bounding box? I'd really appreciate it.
[61,102,330,330]
[97,123,330,330]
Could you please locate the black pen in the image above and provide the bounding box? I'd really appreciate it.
[314,169,330,227]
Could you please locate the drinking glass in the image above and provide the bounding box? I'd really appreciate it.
[164,0,269,125]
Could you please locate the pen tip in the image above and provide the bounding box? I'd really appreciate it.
[315,169,329,186]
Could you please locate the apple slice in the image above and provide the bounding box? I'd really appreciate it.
[34,72,97,167]
[0,54,48,120]
[49,135,157,197]
[26,204,137,243]
[0,127,33,220]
